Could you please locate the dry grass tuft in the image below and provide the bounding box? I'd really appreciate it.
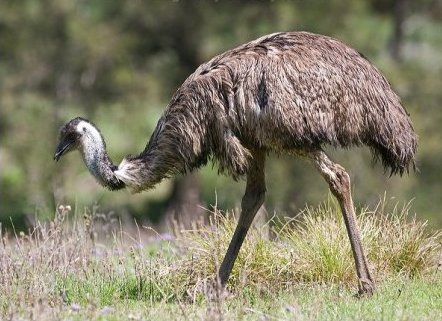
[0,198,441,319]
[0,205,93,318]
[172,197,442,295]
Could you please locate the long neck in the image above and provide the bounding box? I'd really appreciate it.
[80,127,125,191]
[114,89,214,193]
[114,111,208,193]
[113,118,180,193]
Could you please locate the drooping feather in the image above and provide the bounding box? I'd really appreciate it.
[115,31,416,192]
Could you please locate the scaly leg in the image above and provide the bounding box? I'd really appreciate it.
[219,150,266,286]
[309,149,374,296]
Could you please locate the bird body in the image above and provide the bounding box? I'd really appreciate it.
[114,32,415,193]
[54,31,417,296]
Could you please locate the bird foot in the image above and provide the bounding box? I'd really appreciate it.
[200,277,231,302]
[354,278,375,298]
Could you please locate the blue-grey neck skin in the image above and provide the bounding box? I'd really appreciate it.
[78,121,125,190]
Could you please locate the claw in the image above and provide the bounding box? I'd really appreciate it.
[354,278,375,298]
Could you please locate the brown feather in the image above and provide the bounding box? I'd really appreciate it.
[117,31,417,192]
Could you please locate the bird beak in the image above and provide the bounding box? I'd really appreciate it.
[54,135,77,161]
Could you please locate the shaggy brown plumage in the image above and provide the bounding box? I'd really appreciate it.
[116,31,416,192]
[55,31,417,296]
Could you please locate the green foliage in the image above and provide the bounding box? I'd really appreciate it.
[1,1,442,227]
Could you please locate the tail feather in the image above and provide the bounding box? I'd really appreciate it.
[367,119,417,176]
[369,141,416,176]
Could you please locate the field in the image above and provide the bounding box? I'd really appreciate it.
[1,200,442,321]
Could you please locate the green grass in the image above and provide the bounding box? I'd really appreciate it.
[42,277,442,321]
[27,277,435,321]
[1,200,441,320]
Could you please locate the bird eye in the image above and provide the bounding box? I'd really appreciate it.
[82,127,87,132]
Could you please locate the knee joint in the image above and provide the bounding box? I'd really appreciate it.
[329,168,351,197]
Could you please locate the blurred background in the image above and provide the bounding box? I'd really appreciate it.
[1,0,441,231]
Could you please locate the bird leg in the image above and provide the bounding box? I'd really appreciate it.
[309,150,374,297]
[218,150,266,286]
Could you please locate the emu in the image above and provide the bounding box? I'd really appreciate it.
[54,31,417,296]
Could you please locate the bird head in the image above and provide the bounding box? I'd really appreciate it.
[54,117,97,161]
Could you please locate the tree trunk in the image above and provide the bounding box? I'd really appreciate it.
[390,0,407,61]
[163,173,206,230]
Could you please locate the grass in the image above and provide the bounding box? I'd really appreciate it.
[1,199,441,320]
